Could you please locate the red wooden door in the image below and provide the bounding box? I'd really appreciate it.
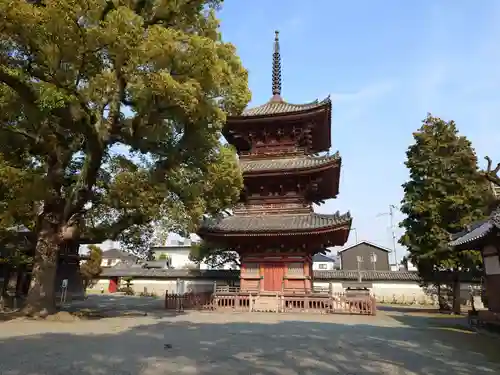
[263,263,284,291]
[108,277,118,293]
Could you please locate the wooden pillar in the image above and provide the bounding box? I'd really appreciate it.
[482,244,500,312]
[259,263,265,292]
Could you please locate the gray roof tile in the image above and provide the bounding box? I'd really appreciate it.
[240,154,340,173]
[199,212,351,235]
[102,249,138,260]
[240,97,330,117]
[449,208,500,248]
[100,267,420,281]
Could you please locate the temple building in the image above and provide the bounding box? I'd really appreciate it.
[449,176,500,314]
[198,31,352,294]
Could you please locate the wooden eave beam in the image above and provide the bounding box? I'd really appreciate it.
[226,104,330,125]
[242,157,341,178]
[197,222,352,238]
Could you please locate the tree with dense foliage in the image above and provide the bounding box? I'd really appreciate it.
[80,244,102,290]
[189,240,240,269]
[399,114,492,312]
[0,0,250,315]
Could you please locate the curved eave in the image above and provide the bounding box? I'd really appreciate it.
[224,100,332,154]
[242,157,341,177]
[226,100,332,123]
[197,218,352,238]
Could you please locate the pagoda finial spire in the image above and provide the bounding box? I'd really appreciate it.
[271,30,282,101]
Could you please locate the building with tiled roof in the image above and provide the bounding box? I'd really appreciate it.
[449,207,500,313]
[101,248,138,268]
[197,31,352,294]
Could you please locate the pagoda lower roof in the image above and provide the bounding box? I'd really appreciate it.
[239,97,331,118]
[198,211,351,236]
[240,153,340,173]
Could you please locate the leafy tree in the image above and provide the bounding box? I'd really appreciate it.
[158,253,167,260]
[399,114,491,313]
[152,144,243,241]
[189,240,240,269]
[0,0,250,315]
[80,244,102,290]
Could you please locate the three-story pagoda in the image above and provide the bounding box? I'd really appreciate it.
[198,32,352,293]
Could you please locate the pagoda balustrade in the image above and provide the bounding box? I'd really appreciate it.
[164,288,376,315]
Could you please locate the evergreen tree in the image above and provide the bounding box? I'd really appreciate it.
[0,0,249,315]
[399,114,491,312]
[80,245,102,290]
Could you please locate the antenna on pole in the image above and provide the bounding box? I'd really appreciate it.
[376,204,398,266]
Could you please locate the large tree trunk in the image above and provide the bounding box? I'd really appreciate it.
[22,225,60,316]
[0,265,12,309]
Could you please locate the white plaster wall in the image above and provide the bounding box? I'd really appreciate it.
[314,281,481,305]
[312,262,335,271]
[89,278,482,306]
[169,251,194,269]
[100,259,122,267]
[88,278,216,296]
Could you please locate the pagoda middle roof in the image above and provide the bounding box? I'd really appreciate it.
[239,96,331,118]
[240,153,340,173]
[199,211,351,236]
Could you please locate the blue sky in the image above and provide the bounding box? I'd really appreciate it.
[216,0,500,261]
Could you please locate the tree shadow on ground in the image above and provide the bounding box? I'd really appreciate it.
[1,311,499,375]
[377,305,458,314]
[1,294,177,321]
[61,294,173,320]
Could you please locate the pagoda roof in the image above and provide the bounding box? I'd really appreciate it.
[198,211,351,236]
[240,153,339,173]
[239,96,331,118]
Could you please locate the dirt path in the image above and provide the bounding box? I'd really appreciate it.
[0,296,499,374]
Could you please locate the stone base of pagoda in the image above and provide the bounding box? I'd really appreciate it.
[239,253,313,294]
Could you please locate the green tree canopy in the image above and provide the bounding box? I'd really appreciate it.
[189,240,240,269]
[80,244,102,289]
[399,114,492,298]
[0,0,250,315]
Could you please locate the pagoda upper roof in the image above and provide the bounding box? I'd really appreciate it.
[240,153,340,173]
[239,96,331,118]
[198,211,351,236]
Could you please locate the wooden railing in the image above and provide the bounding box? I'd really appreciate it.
[164,292,213,311]
[165,291,376,315]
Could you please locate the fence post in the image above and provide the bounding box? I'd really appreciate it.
[213,281,217,294]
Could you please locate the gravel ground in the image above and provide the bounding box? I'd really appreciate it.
[0,295,499,375]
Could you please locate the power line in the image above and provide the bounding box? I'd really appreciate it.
[376,204,399,266]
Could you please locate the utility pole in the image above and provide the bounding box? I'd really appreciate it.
[370,252,377,270]
[377,204,398,266]
[350,228,359,244]
[357,256,363,282]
